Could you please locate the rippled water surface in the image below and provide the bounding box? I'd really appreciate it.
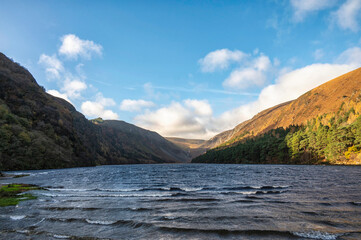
[1,164,361,240]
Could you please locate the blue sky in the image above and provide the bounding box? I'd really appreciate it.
[1,0,361,139]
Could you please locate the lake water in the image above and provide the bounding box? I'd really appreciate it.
[0,164,361,240]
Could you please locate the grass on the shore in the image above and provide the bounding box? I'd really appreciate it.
[13,174,30,178]
[0,184,41,207]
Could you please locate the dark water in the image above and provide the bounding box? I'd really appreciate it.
[1,164,361,240]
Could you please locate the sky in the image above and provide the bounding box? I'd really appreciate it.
[1,0,361,139]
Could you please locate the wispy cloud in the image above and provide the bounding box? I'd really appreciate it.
[313,49,324,60]
[290,0,361,32]
[144,85,258,96]
[39,53,88,101]
[332,0,361,32]
[38,54,64,80]
[290,0,336,22]
[120,99,155,112]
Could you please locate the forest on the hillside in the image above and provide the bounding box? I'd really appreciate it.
[192,105,361,165]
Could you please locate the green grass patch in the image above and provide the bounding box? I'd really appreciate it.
[0,184,41,207]
[13,174,30,178]
[0,197,20,207]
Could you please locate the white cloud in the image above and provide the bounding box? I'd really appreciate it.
[120,99,155,112]
[61,78,87,99]
[47,89,71,103]
[135,100,216,139]
[59,34,103,59]
[81,101,118,120]
[291,0,336,22]
[224,68,266,89]
[333,0,361,32]
[199,49,247,72]
[184,99,212,117]
[38,54,63,80]
[81,93,118,120]
[256,55,272,70]
[81,101,102,116]
[223,55,272,89]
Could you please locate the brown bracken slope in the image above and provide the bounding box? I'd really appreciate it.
[205,67,361,147]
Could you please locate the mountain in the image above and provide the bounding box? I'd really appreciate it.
[95,120,190,164]
[0,52,188,170]
[166,137,207,159]
[193,68,361,165]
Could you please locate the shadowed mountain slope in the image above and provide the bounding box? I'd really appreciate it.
[0,53,188,170]
[97,120,190,163]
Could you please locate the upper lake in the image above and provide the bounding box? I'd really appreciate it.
[1,164,361,240]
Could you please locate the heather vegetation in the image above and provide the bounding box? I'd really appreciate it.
[0,100,80,170]
[192,104,361,165]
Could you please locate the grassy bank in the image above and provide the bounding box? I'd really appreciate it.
[0,184,41,207]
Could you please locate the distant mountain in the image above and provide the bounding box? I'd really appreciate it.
[193,68,361,165]
[0,52,188,170]
[166,137,207,159]
[96,120,190,164]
